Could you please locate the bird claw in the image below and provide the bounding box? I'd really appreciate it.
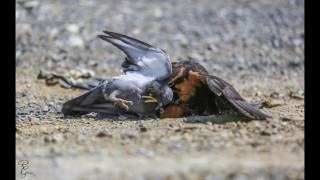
[114,99,133,111]
[141,95,158,103]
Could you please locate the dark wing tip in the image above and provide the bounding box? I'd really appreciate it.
[62,99,90,116]
[97,34,112,41]
[206,75,271,120]
[102,30,154,48]
[232,100,271,120]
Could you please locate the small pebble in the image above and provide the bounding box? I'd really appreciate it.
[42,106,49,112]
[138,124,148,133]
[289,91,304,100]
[52,133,65,143]
[66,24,80,34]
[262,99,282,108]
[68,35,84,48]
[96,132,112,138]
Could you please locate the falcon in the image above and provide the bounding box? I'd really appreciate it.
[160,61,270,120]
[62,31,173,116]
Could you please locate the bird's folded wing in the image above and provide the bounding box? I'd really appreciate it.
[206,75,270,120]
[61,84,124,116]
[62,103,124,116]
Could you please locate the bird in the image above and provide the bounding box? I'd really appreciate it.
[60,31,269,120]
[61,31,173,117]
[160,60,270,120]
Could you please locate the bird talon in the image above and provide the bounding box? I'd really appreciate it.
[141,95,158,103]
[144,100,158,103]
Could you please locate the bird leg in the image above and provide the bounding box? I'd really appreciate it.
[114,99,134,111]
[106,90,133,111]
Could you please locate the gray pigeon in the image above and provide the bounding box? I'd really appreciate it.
[62,31,173,116]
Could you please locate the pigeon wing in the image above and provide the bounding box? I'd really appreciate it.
[61,84,125,116]
[98,31,172,80]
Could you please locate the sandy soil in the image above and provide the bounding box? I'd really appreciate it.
[16,0,304,179]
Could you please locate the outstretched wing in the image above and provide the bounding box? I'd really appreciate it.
[206,75,270,120]
[98,31,172,80]
[61,84,125,116]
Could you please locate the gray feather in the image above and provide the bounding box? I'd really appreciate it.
[98,31,172,80]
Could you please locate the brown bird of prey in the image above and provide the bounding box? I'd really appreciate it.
[160,60,269,120]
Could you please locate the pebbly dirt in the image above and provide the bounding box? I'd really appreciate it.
[16,0,304,179]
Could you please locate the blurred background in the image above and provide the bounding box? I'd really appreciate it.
[16,0,304,179]
[16,0,304,87]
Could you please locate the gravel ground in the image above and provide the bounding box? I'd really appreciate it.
[16,0,304,179]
